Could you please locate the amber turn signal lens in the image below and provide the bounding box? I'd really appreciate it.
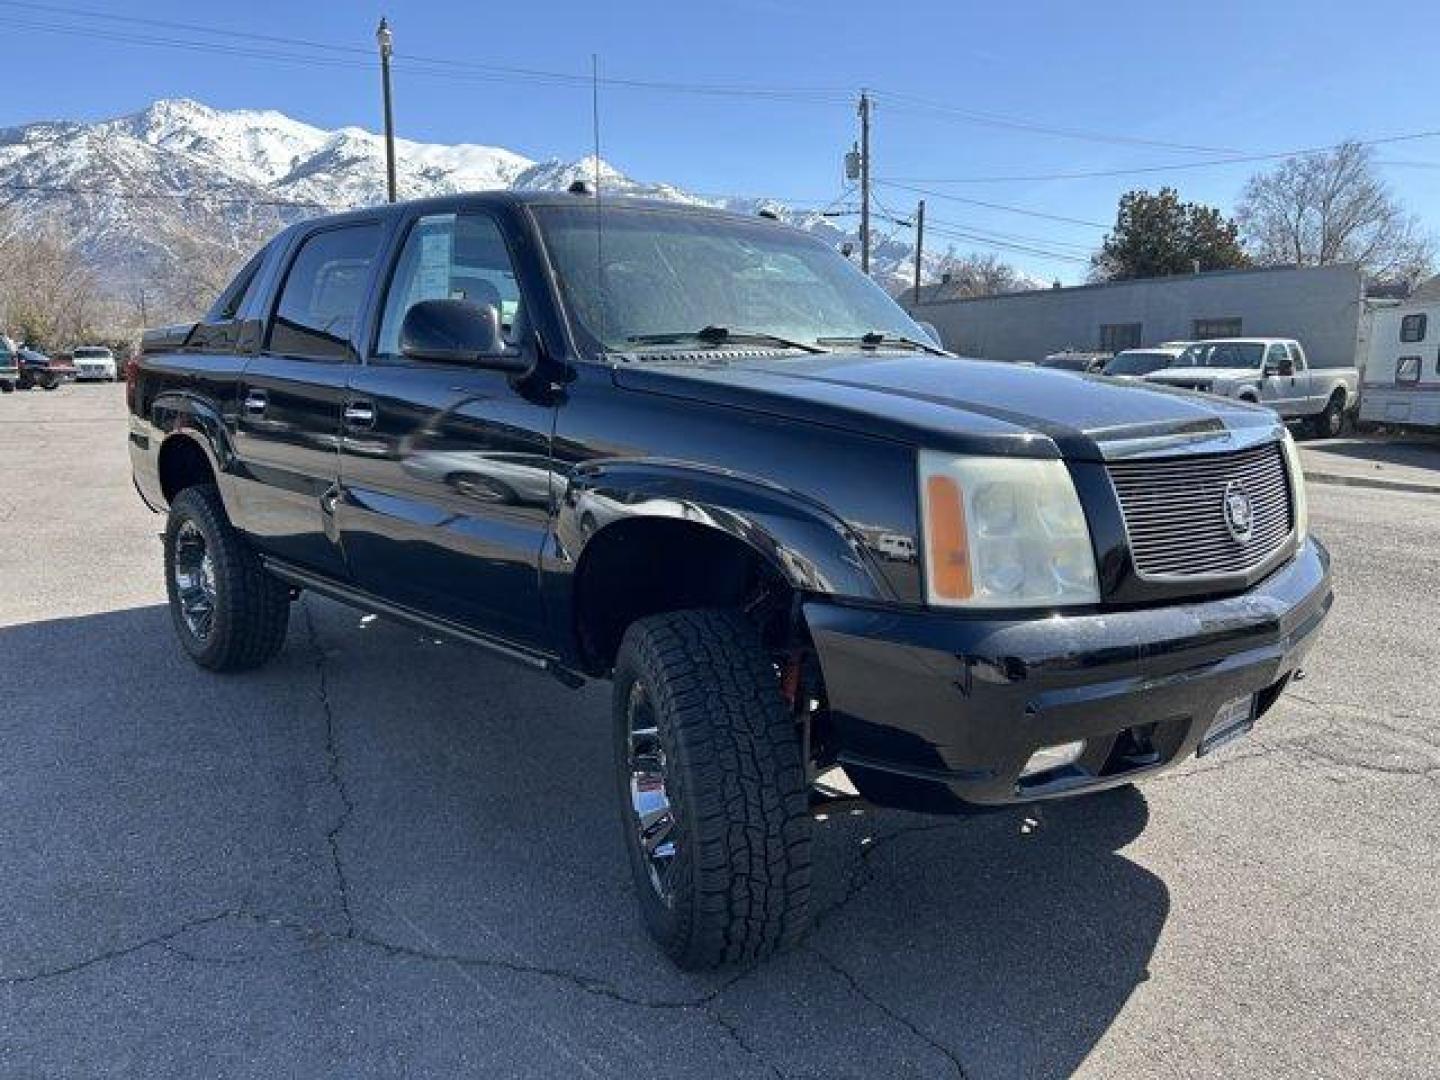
[924,474,973,600]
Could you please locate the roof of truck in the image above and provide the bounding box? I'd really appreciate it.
[297,189,773,225]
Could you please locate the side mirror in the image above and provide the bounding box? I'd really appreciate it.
[400,299,528,373]
[1277,357,1294,376]
[917,320,943,347]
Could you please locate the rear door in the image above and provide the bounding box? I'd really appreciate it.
[232,220,385,579]
[337,209,558,648]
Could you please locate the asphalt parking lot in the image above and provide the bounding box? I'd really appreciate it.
[2,385,1437,1079]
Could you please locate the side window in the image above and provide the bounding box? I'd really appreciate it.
[1098,323,1141,353]
[207,247,266,323]
[1266,343,1290,369]
[268,224,381,360]
[1400,313,1427,343]
[1287,343,1306,370]
[1396,356,1421,384]
[374,212,522,360]
[1192,317,1242,340]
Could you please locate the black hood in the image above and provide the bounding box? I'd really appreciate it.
[612,352,1276,461]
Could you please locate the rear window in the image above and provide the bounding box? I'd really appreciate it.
[268,225,381,360]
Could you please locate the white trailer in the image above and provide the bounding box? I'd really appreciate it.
[1361,303,1440,431]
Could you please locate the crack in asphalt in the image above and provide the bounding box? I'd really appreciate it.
[303,602,357,938]
[807,945,970,1079]
[0,911,240,986]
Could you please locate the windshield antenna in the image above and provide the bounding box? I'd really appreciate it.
[591,53,605,347]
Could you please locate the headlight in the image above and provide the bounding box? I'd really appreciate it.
[1279,429,1308,542]
[919,450,1099,608]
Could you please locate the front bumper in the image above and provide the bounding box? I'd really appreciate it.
[804,537,1332,813]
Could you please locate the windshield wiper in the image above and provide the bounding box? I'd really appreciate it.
[816,331,949,357]
[626,325,825,354]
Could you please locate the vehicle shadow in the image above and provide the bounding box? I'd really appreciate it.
[1305,434,1440,470]
[1,597,1167,1079]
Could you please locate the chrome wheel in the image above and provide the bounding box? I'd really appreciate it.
[625,679,678,904]
[172,519,217,640]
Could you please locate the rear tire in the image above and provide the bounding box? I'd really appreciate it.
[164,485,290,672]
[613,609,812,969]
[1312,393,1346,439]
[0,381,12,394]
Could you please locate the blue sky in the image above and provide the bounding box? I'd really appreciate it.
[3,0,1438,283]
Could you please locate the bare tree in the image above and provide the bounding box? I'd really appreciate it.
[1236,141,1435,284]
[933,249,1031,297]
[0,212,100,348]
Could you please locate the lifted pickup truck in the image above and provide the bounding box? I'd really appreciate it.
[129,192,1332,969]
[1144,337,1359,437]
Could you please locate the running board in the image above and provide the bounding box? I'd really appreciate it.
[261,558,586,689]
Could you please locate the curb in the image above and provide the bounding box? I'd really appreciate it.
[1303,470,1440,497]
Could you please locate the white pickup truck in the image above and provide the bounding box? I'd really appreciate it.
[1144,338,1359,437]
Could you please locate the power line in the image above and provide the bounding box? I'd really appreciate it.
[875,181,1110,229]
[0,3,852,103]
[0,182,327,209]
[880,129,1440,185]
[868,88,1244,155]
[869,189,1092,265]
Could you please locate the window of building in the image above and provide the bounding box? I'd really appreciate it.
[375,212,522,359]
[1396,355,1421,384]
[1192,318,1242,340]
[1098,323,1142,352]
[268,224,382,360]
[1400,313,1427,343]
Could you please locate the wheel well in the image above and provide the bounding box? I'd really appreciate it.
[572,518,794,675]
[158,434,217,504]
[1328,386,1347,406]
[1238,391,1259,403]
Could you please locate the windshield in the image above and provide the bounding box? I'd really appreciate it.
[533,206,928,353]
[1104,351,1173,375]
[1177,342,1265,369]
[73,347,110,358]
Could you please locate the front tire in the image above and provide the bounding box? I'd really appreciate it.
[164,485,290,671]
[613,609,812,969]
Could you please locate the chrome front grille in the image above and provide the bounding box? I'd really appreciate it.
[1107,442,1294,579]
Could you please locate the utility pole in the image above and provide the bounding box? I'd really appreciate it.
[912,199,925,305]
[376,17,397,203]
[858,90,871,275]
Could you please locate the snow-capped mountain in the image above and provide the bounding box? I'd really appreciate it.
[0,98,923,307]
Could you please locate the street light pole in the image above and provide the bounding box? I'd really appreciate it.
[376,16,397,203]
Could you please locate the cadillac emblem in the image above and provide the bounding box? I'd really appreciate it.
[1223,481,1254,542]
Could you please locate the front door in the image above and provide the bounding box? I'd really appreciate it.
[1261,342,1302,415]
[232,220,384,579]
[337,210,557,649]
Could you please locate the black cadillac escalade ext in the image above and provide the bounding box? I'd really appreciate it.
[129,191,1332,969]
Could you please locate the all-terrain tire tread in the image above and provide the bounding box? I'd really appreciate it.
[616,609,812,969]
[165,485,289,672]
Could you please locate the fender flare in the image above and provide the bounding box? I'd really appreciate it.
[150,391,237,503]
[552,458,897,602]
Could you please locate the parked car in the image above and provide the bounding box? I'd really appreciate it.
[1144,338,1358,437]
[71,345,119,381]
[1360,303,1440,432]
[17,348,77,390]
[1101,345,1187,380]
[0,335,18,393]
[129,192,1331,970]
[1039,350,1108,373]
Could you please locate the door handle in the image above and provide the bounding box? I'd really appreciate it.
[243,389,267,416]
[343,400,376,429]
